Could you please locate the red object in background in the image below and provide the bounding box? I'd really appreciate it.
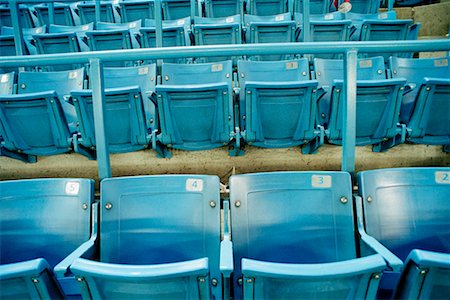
[333,0,350,9]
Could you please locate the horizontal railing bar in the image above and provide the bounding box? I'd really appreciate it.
[1,40,449,67]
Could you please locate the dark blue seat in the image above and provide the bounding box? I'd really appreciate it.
[0,91,94,162]
[17,68,85,133]
[204,0,242,18]
[237,59,324,153]
[193,15,242,63]
[1,25,46,55]
[0,178,96,298]
[96,20,142,49]
[244,13,296,61]
[48,23,94,52]
[357,167,450,299]
[34,2,77,26]
[119,0,156,22]
[68,175,231,299]
[345,11,397,41]
[389,56,450,150]
[156,61,235,154]
[245,0,288,16]
[230,171,401,300]
[313,56,407,151]
[162,0,196,20]
[292,0,333,15]
[0,4,36,28]
[77,1,120,24]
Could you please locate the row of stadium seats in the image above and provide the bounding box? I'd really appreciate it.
[1,55,449,162]
[0,0,384,27]
[1,167,449,299]
[1,11,420,61]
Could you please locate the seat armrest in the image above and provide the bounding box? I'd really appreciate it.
[406,249,450,268]
[354,196,403,273]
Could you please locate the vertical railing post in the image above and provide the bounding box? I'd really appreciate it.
[388,0,394,11]
[9,0,25,56]
[342,49,357,175]
[95,0,101,23]
[190,0,195,20]
[89,58,112,180]
[302,0,310,42]
[155,0,163,69]
[48,1,55,25]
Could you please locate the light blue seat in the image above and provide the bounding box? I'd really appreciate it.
[292,0,333,14]
[246,0,288,16]
[96,20,142,48]
[313,56,407,151]
[48,23,94,52]
[204,0,241,18]
[389,56,450,150]
[162,0,196,20]
[68,175,231,300]
[358,19,421,60]
[193,15,242,63]
[0,72,15,95]
[77,1,120,24]
[345,11,397,41]
[0,178,96,298]
[244,13,296,61]
[17,68,85,133]
[237,59,324,153]
[229,171,401,300]
[313,56,386,126]
[34,2,77,26]
[119,0,155,22]
[357,167,450,299]
[1,25,46,55]
[0,4,36,28]
[0,91,94,162]
[346,0,382,14]
[156,61,234,153]
[71,86,151,154]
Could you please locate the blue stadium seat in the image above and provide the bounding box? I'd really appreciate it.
[345,11,397,41]
[119,0,156,22]
[357,19,421,60]
[18,68,85,133]
[237,59,324,153]
[313,56,407,151]
[48,23,94,52]
[389,56,450,150]
[346,0,382,14]
[162,0,196,20]
[140,17,191,47]
[292,0,333,14]
[0,34,16,58]
[34,2,77,26]
[244,13,296,61]
[193,15,242,63]
[1,25,46,55]
[77,1,120,24]
[0,4,36,28]
[0,178,96,298]
[246,0,288,16]
[68,175,231,299]
[204,0,242,18]
[357,167,450,299]
[230,171,401,300]
[156,61,234,153]
[71,86,152,154]
[0,91,94,162]
[96,20,142,48]
[0,72,15,95]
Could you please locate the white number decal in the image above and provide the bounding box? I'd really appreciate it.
[65,181,80,195]
[436,172,450,184]
[312,175,332,188]
[186,179,204,192]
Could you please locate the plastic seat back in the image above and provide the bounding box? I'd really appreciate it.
[0,259,65,299]
[1,25,46,55]
[71,175,221,299]
[313,56,386,126]
[0,35,16,57]
[348,0,382,14]
[237,59,321,150]
[346,11,397,41]
[18,68,85,133]
[230,172,384,299]
[34,2,76,26]
[193,15,242,62]
[119,0,156,22]
[293,0,331,14]
[358,167,450,297]
[389,56,450,123]
[0,91,73,157]
[246,0,288,16]
[244,13,296,61]
[156,61,233,150]
[103,64,157,131]
[204,0,241,17]
[77,1,119,24]
[162,0,195,20]
[0,5,36,28]
[0,72,15,95]
[141,17,191,49]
